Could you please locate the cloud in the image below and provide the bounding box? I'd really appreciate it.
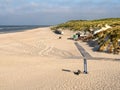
[0,0,120,14]
[0,0,120,25]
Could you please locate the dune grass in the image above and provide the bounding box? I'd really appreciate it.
[51,18,120,54]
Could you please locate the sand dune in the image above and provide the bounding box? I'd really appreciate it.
[0,27,120,90]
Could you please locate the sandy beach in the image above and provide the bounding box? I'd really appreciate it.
[0,27,120,90]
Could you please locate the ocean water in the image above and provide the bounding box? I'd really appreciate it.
[0,25,50,34]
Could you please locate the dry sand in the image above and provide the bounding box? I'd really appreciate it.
[0,27,120,90]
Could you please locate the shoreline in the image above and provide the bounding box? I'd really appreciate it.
[0,25,50,34]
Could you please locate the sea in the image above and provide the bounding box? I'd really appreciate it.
[0,25,50,34]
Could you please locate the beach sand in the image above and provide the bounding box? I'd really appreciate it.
[0,27,120,90]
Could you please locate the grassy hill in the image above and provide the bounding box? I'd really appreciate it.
[51,18,120,54]
[51,18,120,31]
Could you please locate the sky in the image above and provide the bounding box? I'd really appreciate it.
[0,0,120,25]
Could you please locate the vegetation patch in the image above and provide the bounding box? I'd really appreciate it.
[51,18,120,54]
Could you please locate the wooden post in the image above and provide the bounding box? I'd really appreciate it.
[83,58,88,74]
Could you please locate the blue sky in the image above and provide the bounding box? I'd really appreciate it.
[0,0,120,25]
